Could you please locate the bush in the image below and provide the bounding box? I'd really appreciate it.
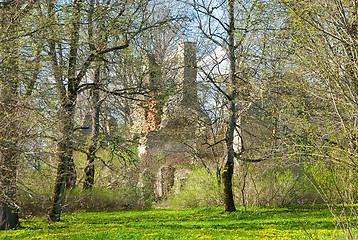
[169,169,223,208]
[18,191,52,218]
[167,161,321,209]
[304,160,358,204]
[17,165,54,218]
[233,161,321,207]
[63,187,152,212]
[18,186,153,218]
[17,147,152,217]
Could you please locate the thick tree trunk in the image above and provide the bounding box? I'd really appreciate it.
[49,105,75,222]
[0,146,19,230]
[84,65,100,189]
[222,0,236,212]
[222,100,237,212]
[48,0,82,222]
[0,3,20,228]
[0,202,19,230]
[48,154,69,222]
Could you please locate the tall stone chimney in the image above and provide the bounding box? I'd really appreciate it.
[130,53,163,136]
[145,53,162,93]
[144,53,163,131]
[177,42,197,106]
[135,42,212,201]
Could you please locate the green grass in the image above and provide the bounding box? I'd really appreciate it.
[0,205,354,239]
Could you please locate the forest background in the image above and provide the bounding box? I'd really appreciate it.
[1,0,358,237]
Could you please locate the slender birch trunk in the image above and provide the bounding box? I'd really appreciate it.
[222,0,237,212]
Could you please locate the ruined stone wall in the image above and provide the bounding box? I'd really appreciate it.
[132,42,213,200]
[144,92,163,131]
[131,53,163,138]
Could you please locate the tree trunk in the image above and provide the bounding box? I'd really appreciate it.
[48,0,82,222]
[0,142,19,230]
[222,99,237,212]
[84,65,100,190]
[83,0,104,189]
[0,3,20,229]
[222,0,236,212]
[49,104,75,222]
[0,202,19,230]
[83,156,95,190]
[66,159,77,189]
[0,73,20,231]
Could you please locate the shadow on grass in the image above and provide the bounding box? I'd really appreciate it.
[19,205,337,234]
[61,205,336,233]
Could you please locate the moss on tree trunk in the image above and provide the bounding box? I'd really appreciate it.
[49,146,70,222]
[222,160,236,212]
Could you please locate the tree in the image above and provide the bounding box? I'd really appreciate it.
[0,4,20,229]
[46,0,133,221]
[191,0,240,212]
[0,0,38,229]
[192,0,276,212]
[221,0,237,212]
[280,1,358,235]
[282,0,358,187]
[45,0,181,221]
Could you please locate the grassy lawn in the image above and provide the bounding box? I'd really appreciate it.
[0,205,354,239]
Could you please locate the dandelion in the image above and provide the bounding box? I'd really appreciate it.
[195,233,213,239]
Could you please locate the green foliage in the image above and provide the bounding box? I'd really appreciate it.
[169,169,223,208]
[18,185,152,218]
[17,159,57,218]
[233,161,321,207]
[64,187,151,212]
[73,147,141,190]
[0,206,353,239]
[305,161,358,204]
[167,162,322,209]
[17,147,151,218]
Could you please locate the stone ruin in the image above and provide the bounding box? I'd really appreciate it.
[132,42,212,200]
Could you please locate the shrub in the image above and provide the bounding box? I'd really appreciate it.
[169,169,223,208]
[63,187,152,212]
[17,164,54,218]
[233,161,321,207]
[304,160,358,204]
